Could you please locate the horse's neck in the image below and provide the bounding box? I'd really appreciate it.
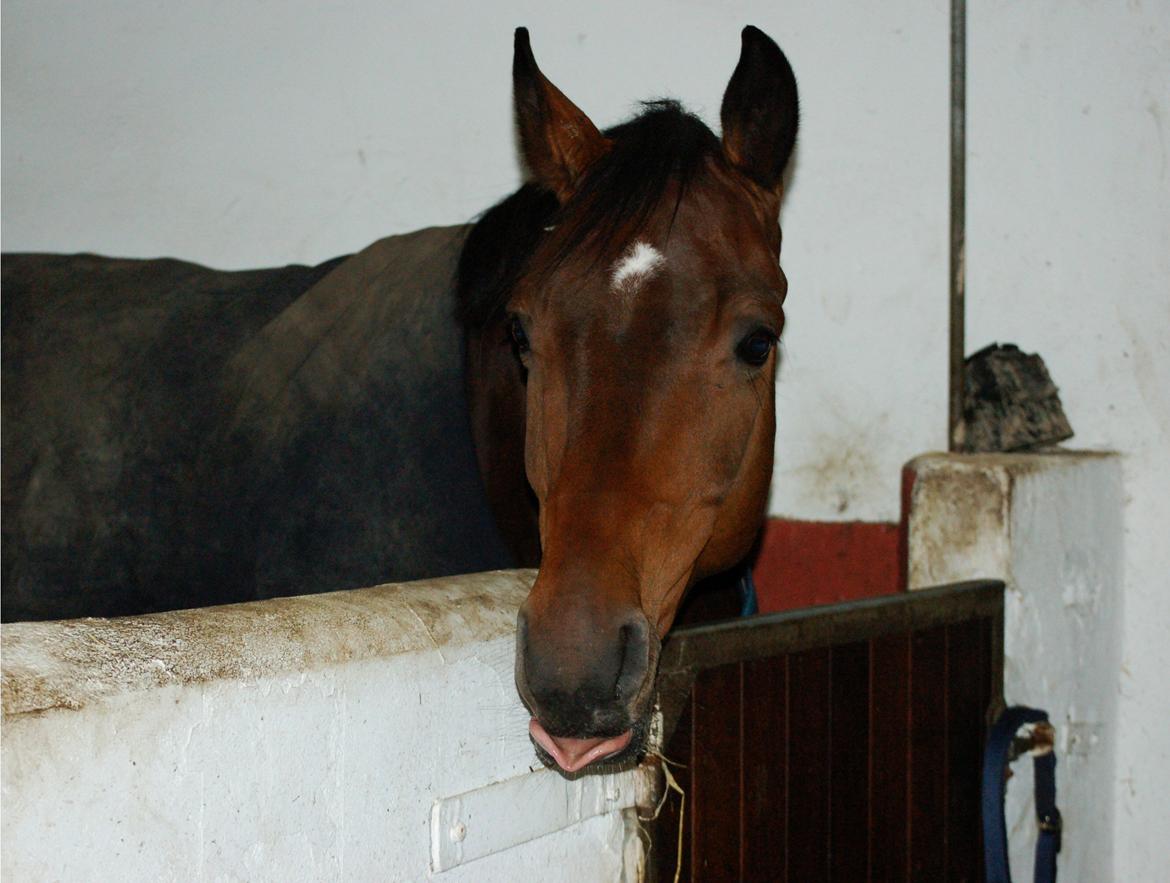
[465,318,541,567]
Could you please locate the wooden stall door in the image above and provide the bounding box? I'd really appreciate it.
[649,582,1002,883]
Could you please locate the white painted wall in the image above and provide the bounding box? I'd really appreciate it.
[4,1,1168,877]
[1,571,650,881]
[1,0,950,522]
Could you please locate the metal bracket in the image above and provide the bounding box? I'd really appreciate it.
[430,766,653,872]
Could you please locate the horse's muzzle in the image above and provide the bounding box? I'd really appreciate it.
[515,604,659,775]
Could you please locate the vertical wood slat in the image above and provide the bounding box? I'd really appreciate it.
[690,663,743,881]
[945,619,988,883]
[742,654,788,882]
[909,626,950,880]
[829,641,870,882]
[786,647,833,883]
[868,633,912,883]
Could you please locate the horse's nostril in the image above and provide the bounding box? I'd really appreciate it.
[517,604,654,730]
[614,614,651,702]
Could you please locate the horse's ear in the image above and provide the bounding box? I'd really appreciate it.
[720,26,799,196]
[513,27,611,202]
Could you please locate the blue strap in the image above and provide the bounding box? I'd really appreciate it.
[1032,749,1061,883]
[736,565,759,617]
[982,706,1060,883]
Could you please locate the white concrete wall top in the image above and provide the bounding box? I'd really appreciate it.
[2,571,648,881]
[1,570,532,716]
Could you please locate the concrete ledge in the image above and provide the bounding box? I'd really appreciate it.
[2,570,533,717]
[906,450,1117,590]
[1,570,647,881]
[905,450,1123,881]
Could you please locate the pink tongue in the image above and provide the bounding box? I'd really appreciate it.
[529,719,633,773]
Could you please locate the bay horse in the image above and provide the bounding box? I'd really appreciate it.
[1,26,798,775]
[473,26,798,773]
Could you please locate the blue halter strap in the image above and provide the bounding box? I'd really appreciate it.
[982,706,1061,883]
[736,564,759,617]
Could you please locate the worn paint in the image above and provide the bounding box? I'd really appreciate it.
[1,570,646,880]
[2,570,534,718]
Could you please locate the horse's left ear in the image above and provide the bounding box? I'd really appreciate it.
[513,27,611,202]
[720,26,800,197]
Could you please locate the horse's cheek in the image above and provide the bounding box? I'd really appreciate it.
[523,411,548,503]
[693,397,775,576]
[522,370,556,504]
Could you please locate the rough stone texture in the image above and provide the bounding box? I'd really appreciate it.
[957,343,1074,453]
[1,570,646,881]
[906,451,1123,881]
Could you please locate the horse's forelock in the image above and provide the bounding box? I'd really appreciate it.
[456,101,721,326]
[543,101,720,269]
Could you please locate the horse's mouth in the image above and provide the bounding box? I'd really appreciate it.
[528,713,651,778]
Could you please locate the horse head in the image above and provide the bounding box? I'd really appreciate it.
[464,26,798,774]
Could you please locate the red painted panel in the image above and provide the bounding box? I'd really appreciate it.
[753,519,903,613]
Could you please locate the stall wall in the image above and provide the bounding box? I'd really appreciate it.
[1,572,648,881]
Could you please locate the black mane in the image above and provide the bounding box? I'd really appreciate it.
[456,101,721,327]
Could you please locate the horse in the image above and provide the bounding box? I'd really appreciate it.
[1,26,798,775]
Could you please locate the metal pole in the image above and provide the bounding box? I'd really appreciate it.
[949,0,967,451]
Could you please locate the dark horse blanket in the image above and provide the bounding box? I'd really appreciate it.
[2,226,512,621]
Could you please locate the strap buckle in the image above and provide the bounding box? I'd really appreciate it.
[1008,720,1056,763]
[1038,807,1063,852]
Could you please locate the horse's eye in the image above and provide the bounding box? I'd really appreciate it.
[736,329,776,367]
[509,316,530,355]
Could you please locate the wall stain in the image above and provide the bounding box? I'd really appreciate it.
[1,570,535,718]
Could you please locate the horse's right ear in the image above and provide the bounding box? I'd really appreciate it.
[513,27,611,202]
[720,26,799,197]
